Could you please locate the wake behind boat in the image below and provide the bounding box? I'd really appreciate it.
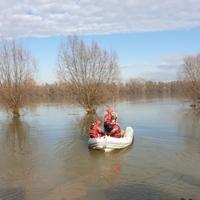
[88,127,134,152]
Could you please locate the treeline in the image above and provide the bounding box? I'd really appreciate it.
[29,82,119,103]
[23,79,184,101]
[0,79,194,103]
[119,79,184,97]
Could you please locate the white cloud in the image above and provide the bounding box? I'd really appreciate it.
[139,55,189,81]
[0,0,200,38]
[157,55,185,70]
[121,54,188,81]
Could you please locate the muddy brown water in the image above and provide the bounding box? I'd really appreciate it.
[0,98,200,200]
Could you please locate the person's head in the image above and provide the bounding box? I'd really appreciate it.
[111,112,118,124]
[95,120,101,126]
[90,123,95,129]
[90,120,101,129]
[106,108,113,114]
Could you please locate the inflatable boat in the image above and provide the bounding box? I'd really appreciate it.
[88,127,134,152]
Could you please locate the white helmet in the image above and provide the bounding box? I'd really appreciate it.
[111,112,118,122]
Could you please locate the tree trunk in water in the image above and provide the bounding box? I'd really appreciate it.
[86,107,96,115]
[12,108,20,118]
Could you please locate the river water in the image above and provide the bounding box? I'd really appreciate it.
[0,98,200,200]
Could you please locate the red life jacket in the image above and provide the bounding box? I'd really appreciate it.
[110,124,121,138]
[89,126,104,138]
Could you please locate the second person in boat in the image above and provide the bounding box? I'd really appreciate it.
[109,112,125,138]
[104,109,124,138]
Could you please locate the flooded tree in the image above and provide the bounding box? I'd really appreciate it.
[182,53,200,107]
[0,41,36,117]
[57,36,119,114]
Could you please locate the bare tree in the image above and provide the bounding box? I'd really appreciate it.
[182,54,200,106]
[57,36,119,113]
[0,40,36,117]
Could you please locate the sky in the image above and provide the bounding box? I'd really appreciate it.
[1,0,200,83]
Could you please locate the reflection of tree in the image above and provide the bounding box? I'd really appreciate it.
[178,110,200,153]
[0,118,31,186]
[5,118,30,155]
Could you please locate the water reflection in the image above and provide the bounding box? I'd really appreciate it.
[178,110,200,153]
[0,99,200,199]
[105,183,178,200]
[42,146,132,200]
[88,147,132,187]
[5,118,30,155]
[0,118,32,193]
[0,188,26,200]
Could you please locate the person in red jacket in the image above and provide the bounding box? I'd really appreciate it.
[104,108,113,133]
[89,120,105,138]
[109,112,125,138]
